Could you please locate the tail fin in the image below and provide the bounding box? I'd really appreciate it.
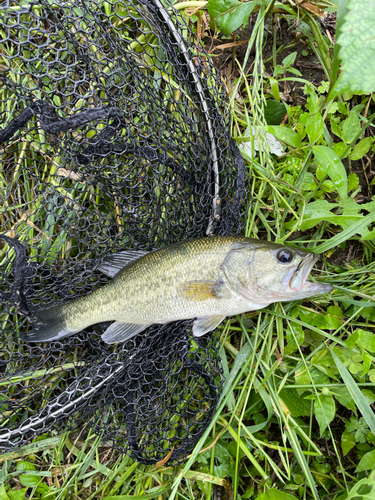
[22,305,74,342]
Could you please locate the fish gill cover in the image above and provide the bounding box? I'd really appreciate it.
[0,0,248,464]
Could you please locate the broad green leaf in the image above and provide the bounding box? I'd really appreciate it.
[256,489,297,500]
[207,0,256,35]
[356,329,375,353]
[335,0,375,94]
[0,485,10,500]
[350,137,374,160]
[331,386,355,412]
[310,367,330,387]
[307,90,319,114]
[330,119,342,140]
[362,352,372,376]
[362,389,375,406]
[266,125,302,148]
[361,227,375,241]
[289,199,362,232]
[314,394,335,436]
[321,180,336,194]
[348,172,359,191]
[269,78,280,102]
[356,449,375,472]
[327,101,338,114]
[310,351,339,380]
[312,145,348,199]
[347,329,375,353]
[313,208,375,251]
[213,462,232,478]
[7,491,27,500]
[346,417,369,443]
[295,369,311,388]
[332,351,375,436]
[333,347,356,365]
[340,112,362,144]
[292,200,336,230]
[287,67,302,77]
[279,389,311,417]
[328,305,344,318]
[346,469,375,499]
[282,52,297,68]
[306,112,324,143]
[362,306,375,322]
[345,330,359,348]
[212,442,233,477]
[16,461,42,488]
[301,172,316,191]
[273,65,284,78]
[341,427,357,456]
[299,112,309,125]
[349,361,362,374]
[312,460,331,474]
[333,141,349,159]
[264,100,286,125]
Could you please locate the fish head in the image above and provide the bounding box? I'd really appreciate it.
[223,240,333,304]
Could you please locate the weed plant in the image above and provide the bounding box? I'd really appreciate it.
[1,0,375,499]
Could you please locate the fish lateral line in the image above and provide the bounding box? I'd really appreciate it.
[21,236,333,345]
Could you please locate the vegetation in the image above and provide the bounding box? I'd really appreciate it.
[1,0,375,499]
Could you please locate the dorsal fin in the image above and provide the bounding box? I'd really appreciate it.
[98,250,149,277]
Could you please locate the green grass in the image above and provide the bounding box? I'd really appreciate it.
[1,0,375,499]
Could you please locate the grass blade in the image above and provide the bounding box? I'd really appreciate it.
[313,210,375,253]
[102,483,171,500]
[331,350,375,435]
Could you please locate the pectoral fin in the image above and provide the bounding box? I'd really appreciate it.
[178,280,224,301]
[101,321,149,344]
[193,315,226,337]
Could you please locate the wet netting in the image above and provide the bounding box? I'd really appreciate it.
[0,0,248,464]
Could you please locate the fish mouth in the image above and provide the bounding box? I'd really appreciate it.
[289,253,332,295]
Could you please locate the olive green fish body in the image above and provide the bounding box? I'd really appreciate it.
[23,236,333,344]
[59,237,250,329]
[109,237,253,322]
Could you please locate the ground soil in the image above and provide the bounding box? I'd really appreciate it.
[205,14,329,103]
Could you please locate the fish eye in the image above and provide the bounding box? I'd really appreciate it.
[276,248,294,264]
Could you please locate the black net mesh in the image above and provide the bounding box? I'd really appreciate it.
[0,0,247,464]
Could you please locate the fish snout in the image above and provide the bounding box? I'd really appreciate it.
[289,253,318,292]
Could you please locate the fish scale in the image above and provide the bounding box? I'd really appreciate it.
[110,237,237,323]
[22,236,333,344]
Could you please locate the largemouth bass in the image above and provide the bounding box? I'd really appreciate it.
[22,236,333,344]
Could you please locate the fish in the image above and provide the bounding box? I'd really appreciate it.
[21,236,333,344]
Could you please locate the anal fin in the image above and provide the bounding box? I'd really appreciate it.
[101,321,150,344]
[193,315,226,337]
